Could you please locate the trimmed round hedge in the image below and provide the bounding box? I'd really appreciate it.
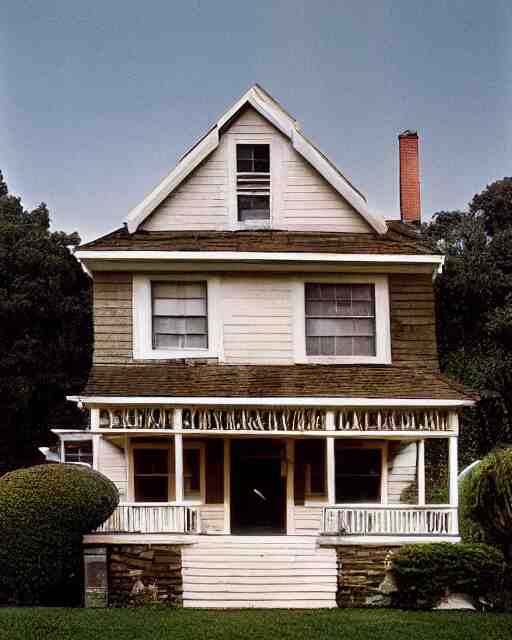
[0,464,118,604]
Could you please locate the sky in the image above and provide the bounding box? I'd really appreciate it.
[1,1,511,242]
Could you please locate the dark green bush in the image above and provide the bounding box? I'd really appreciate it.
[0,463,118,604]
[391,543,505,609]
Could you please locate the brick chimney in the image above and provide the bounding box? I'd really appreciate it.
[398,130,421,224]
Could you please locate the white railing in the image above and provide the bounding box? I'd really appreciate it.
[182,407,326,432]
[336,409,451,431]
[322,505,457,536]
[95,503,201,534]
[99,408,175,430]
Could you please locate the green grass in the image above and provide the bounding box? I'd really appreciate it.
[1,608,512,640]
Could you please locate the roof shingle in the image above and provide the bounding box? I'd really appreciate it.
[80,363,474,402]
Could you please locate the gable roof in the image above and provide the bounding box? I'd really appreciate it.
[126,85,388,235]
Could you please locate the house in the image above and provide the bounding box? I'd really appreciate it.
[58,85,474,608]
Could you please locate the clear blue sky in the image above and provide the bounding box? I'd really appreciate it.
[1,1,511,242]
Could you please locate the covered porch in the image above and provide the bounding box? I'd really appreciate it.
[83,403,461,542]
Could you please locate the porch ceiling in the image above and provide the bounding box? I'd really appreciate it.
[79,363,474,403]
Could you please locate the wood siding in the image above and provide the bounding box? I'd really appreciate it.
[387,442,417,504]
[199,505,225,534]
[93,272,133,364]
[142,106,370,233]
[222,276,294,364]
[294,505,323,535]
[389,273,439,369]
[98,437,127,500]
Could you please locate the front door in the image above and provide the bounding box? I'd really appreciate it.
[230,440,286,534]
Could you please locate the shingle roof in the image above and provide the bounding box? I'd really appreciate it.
[78,222,435,256]
[80,363,474,402]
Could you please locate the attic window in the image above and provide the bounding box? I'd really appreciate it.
[236,144,270,222]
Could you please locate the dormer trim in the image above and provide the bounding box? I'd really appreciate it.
[126,85,388,235]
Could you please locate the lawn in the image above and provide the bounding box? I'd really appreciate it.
[1,608,512,640]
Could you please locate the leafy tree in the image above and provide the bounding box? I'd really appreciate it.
[421,178,512,464]
[0,171,92,472]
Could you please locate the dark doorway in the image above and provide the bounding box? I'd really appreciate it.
[231,439,286,535]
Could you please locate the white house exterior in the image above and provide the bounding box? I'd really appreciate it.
[57,85,474,608]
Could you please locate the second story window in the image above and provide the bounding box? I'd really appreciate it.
[305,283,376,357]
[152,282,208,350]
[236,144,270,222]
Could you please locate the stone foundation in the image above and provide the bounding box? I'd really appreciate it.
[337,545,399,607]
[84,544,184,607]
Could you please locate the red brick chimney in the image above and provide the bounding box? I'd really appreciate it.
[398,130,421,224]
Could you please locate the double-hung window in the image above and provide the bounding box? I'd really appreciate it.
[236,144,271,223]
[152,282,208,350]
[305,283,376,356]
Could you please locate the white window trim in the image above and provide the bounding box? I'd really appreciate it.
[228,136,277,230]
[133,274,223,360]
[292,274,391,365]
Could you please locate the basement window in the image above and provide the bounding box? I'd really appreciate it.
[236,144,270,222]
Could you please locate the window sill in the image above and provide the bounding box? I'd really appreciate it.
[135,348,219,361]
[296,356,392,366]
[235,220,271,230]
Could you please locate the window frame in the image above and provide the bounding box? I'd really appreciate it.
[229,137,276,230]
[334,442,389,506]
[133,274,222,360]
[292,275,391,365]
[128,441,206,505]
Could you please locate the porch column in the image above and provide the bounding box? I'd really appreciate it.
[286,439,295,534]
[417,439,426,506]
[174,433,184,503]
[326,411,336,504]
[449,435,459,534]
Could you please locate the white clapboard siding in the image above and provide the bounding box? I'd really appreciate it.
[97,437,127,500]
[182,535,337,608]
[294,505,323,535]
[199,505,225,534]
[141,106,371,233]
[222,276,294,364]
[387,442,418,504]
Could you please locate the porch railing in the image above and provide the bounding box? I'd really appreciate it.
[94,503,201,534]
[321,505,457,536]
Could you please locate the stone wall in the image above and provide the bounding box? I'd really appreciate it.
[337,545,399,607]
[84,544,184,607]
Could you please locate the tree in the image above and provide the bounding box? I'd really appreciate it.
[421,178,512,464]
[0,171,92,472]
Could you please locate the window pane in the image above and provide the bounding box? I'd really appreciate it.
[305,283,376,356]
[335,448,382,503]
[135,477,169,502]
[238,195,270,221]
[237,144,270,173]
[134,449,168,475]
[184,449,201,497]
[152,281,208,350]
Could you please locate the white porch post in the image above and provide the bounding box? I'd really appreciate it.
[326,411,336,504]
[286,439,295,534]
[224,438,231,534]
[417,439,426,506]
[174,433,184,503]
[449,434,459,534]
[91,409,100,470]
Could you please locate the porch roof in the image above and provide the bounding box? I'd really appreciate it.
[78,222,435,256]
[80,363,474,403]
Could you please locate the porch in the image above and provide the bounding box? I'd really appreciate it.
[83,404,461,542]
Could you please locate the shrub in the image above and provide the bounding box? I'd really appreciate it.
[390,543,505,609]
[462,447,512,554]
[0,463,118,604]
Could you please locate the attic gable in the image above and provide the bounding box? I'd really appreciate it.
[128,85,387,235]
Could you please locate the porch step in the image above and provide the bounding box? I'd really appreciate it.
[182,536,338,609]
